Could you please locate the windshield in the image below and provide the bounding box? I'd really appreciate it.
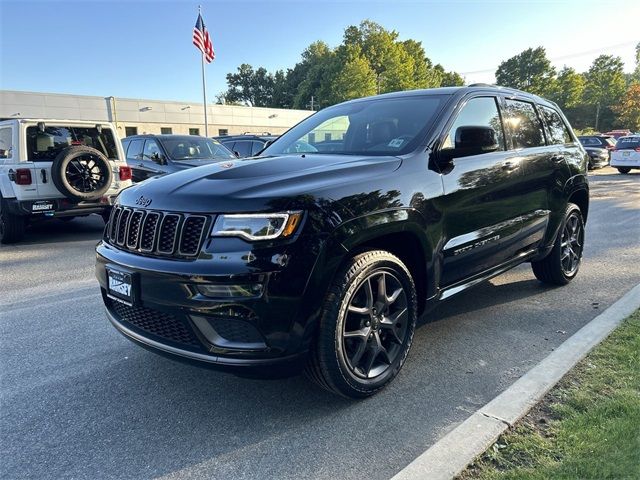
[263,95,447,157]
[159,137,236,161]
[26,125,118,161]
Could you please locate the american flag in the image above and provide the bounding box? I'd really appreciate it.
[193,13,215,63]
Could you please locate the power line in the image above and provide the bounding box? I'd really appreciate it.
[459,41,637,76]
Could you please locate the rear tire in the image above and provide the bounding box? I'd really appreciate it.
[531,203,584,285]
[305,250,418,398]
[0,197,26,244]
[617,167,631,174]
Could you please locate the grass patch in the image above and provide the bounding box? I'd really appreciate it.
[459,309,640,480]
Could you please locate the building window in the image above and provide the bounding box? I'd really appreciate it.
[125,126,138,137]
[161,127,172,134]
[218,129,228,136]
[189,128,200,136]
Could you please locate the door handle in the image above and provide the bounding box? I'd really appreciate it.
[551,154,565,163]
[501,161,517,171]
[138,163,145,167]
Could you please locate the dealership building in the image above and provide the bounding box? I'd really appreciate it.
[0,90,313,138]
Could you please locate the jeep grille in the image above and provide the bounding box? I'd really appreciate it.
[105,206,209,258]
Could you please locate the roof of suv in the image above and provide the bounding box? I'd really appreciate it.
[213,134,278,142]
[342,85,557,108]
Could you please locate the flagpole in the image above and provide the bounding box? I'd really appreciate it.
[199,5,208,137]
[201,51,208,137]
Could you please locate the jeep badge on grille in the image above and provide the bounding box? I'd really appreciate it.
[135,195,152,207]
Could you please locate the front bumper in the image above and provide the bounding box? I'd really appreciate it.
[96,233,323,371]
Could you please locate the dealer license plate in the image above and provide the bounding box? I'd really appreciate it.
[107,268,133,305]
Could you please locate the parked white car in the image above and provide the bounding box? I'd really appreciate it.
[0,119,132,243]
[610,135,640,174]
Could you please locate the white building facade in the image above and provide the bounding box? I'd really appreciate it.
[0,90,313,138]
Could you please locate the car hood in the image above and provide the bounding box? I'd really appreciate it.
[119,154,402,213]
[170,158,231,168]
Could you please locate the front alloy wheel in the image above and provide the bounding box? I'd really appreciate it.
[343,270,409,379]
[306,250,417,398]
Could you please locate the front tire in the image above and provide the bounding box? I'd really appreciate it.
[617,167,631,174]
[305,250,418,398]
[531,203,584,285]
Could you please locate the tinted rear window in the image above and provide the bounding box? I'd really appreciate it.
[26,126,118,161]
[616,137,640,149]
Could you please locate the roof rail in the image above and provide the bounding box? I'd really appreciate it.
[467,83,496,88]
[242,131,272,135]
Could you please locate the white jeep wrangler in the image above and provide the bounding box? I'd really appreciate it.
[0,119,132,243]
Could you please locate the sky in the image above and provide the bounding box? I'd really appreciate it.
[1,0,638,104]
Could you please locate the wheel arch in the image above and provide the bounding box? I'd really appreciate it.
[568,187,589,224]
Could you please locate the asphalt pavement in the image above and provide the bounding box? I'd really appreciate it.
[1,167,639,480]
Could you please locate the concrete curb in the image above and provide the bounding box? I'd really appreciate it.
[392,282,640,480]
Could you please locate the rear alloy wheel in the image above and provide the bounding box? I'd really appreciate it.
[305,250,417,398]
[617,167,631,174]
[531,203,584,285]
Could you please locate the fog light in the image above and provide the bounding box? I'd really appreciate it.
[196,283,263,298]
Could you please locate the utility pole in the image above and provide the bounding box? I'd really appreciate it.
[595,102,601,132]
[306,96,318,111]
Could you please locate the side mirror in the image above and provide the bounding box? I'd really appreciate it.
[439,125,500,162]
[152,153,167,165]
[233,151,241,158]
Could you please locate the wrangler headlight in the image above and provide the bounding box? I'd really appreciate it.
[211,212,302,241]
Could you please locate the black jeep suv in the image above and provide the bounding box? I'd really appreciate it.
[96,86,589,398]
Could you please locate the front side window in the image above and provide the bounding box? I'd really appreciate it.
[579,137,598,146]
[503,100,545,149]
[0,127,12,159]
[26,126,118,161]
[541,106,572,145]
[143,139,162,160]
[442,97,505,151]
[263,95,447,157]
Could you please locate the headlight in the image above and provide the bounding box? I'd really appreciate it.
[211,212,303,241]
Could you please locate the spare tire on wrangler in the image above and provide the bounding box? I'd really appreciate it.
[51,146,113,201]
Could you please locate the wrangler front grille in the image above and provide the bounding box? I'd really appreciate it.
[105,206,209,258]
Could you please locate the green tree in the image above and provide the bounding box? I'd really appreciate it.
[401,40,443,88]
[495,47,556,95]
[632,42,640,84]
[549,67,585,109]
[584,55,626,131]
[328,45,377,103]
[434,65,465,86]
[223,64,275,107]
[613,83,640,130]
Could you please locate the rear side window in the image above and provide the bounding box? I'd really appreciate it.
[540,106,573,145]
[580,137,599,146]
[0,127,12,159]
[503,100,545,149]
[126,139,144,162]
[442,96,505,151]
[26,126,118,161]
